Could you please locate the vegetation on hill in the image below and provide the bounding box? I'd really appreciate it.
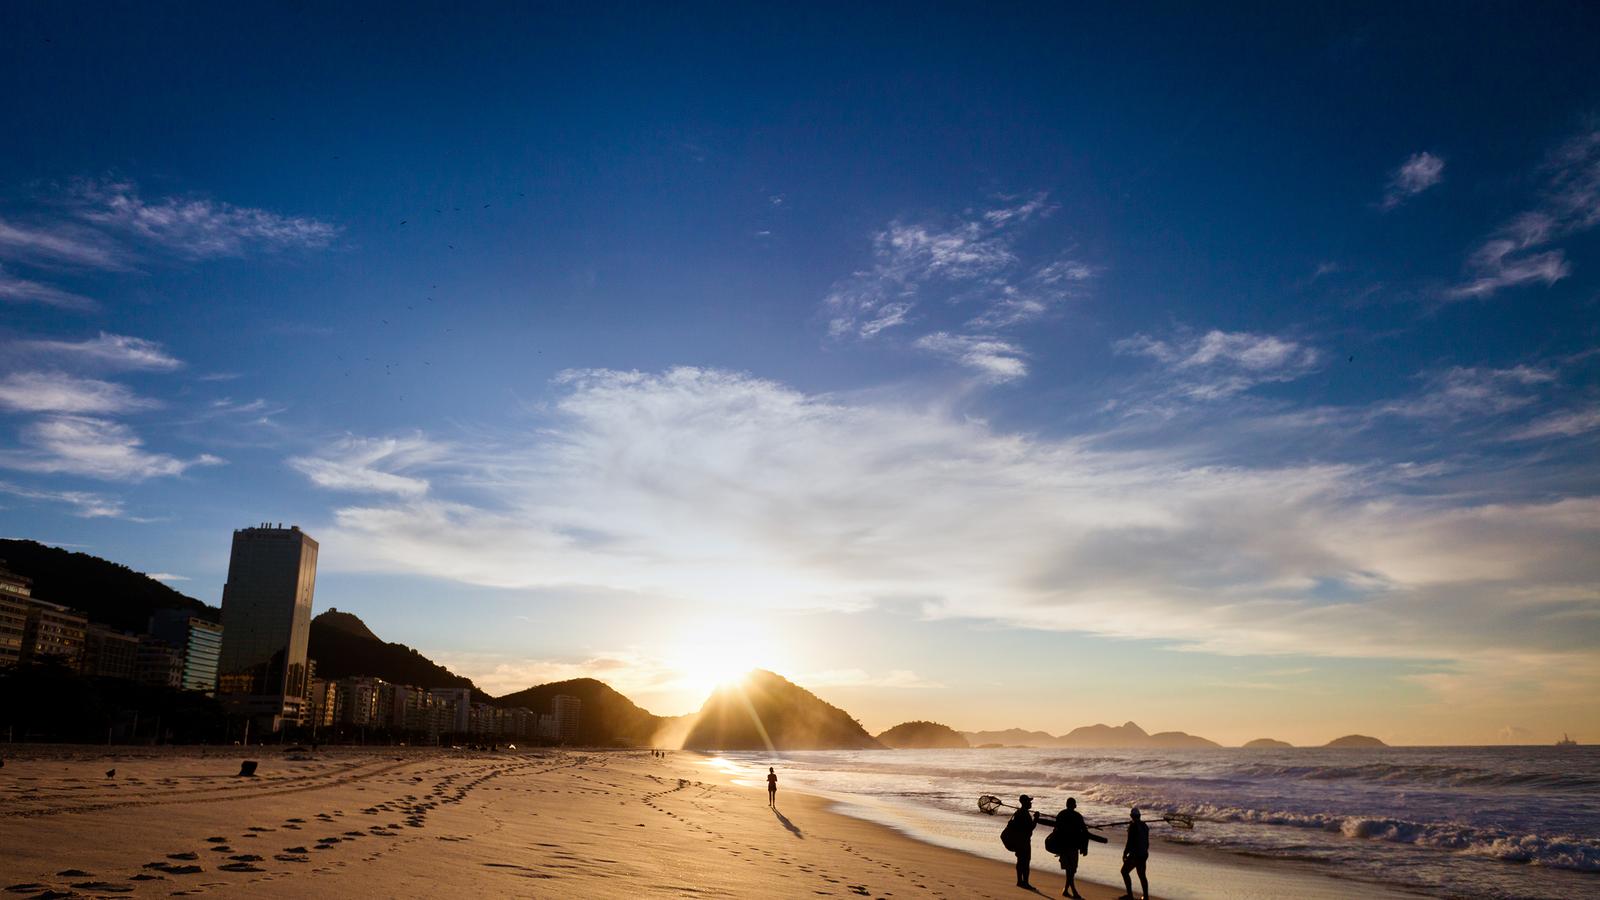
[306,610,485,700]
[876,720,970,749]
[0,539,215,632]
[683,670,883,750]
[1325,734,1387,748]
[494,678,666,747]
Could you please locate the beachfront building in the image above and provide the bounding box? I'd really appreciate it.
[429,687,474,735]
[306,677,339,730]
[553,694,581,742]
[136,636,184,688]
[334,676,395,728]
[0,563,31,667]
[216,524,319,731]
[19,598,87,670]
[148,610,223,694]
[82,624,141,680]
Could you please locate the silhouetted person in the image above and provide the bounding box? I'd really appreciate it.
[1005,794,1038,888]
[1119,808,1149,900]
[767,767,777,807]
[1050,798,1105,898]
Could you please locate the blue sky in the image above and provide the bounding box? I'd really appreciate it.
[2,3,1597,744]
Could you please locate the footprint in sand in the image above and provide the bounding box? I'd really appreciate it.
[71,881,133,893]
[166,852,199,861]
[219,862,266,872]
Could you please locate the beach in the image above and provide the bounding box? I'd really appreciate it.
[1,745,1142,899]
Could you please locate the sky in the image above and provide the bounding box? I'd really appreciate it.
[1,3,1597,746]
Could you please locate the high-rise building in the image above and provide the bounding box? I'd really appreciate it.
[0,562,31,667]
[216,524,318,730]
[20,599,87,670]
[83,624,140,680]
[552,694,581,743]
[136,635,184,688]
[148,610,223,694]
[429,687,473,735]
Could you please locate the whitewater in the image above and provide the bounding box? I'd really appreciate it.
[709,745,1600,899]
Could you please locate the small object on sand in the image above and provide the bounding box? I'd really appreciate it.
[238,760,259,777]
[105,768,116,778]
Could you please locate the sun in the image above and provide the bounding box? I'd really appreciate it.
[666,617,786,699]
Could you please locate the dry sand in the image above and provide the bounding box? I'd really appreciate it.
[0,745,1143,899]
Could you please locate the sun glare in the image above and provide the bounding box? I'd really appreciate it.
[666,618,787,700]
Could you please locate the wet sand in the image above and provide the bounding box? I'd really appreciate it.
[0,745,1147,899]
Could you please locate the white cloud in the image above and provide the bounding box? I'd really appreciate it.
[824,195,1090,339]
[1380,151,1445,210]
[0,371,156,414]
[0,479,126,518]
[68,179,339,258]
[288,434,446,496]
[147,572,190,582]
[305,367,1599,689]
[1115,329,1321,400]
[913,332,1028,382]
[1381,365,1556,420]
[0,415,223,481]
[1508,406,1600,441]
[0,266,96,311]
[19,332,182,371]
[0,217,125,269]
[1451,129,1600,298]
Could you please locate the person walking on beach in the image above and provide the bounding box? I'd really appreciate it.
[1119,807,1149,900]
[1002,794,1039,888]
[1050,797,1105,899]
[766,767,778,807]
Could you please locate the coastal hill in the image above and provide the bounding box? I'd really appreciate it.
[962,721,1219,749]
[0,538,216,632]
[1325,734,1387,748]
[683,670,884,750]
[496,678,669,747]
[306,609,486,700]
[876,721,970,749]
[1243,738,1294,748]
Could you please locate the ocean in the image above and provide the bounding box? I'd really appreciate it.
[707,746,1600,899]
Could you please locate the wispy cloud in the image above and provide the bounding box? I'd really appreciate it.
[1380,365,1555,420]
[1115,328,1321,401]
[0,371,156,415]
[912,332,1028,382]
[1507,406,1600,441]
[1380,151,1444,210]
[301,367,1598,701]
[823,194,1091,339]
[0,218,125,269]
[288,434,446,496]
[0,479,126,518]
[0,265,96,311]
[17,332,182,371]
[146,572,190,582]
[1450,128,1600,298]
[0,415,223,481]
[68,179,340,259]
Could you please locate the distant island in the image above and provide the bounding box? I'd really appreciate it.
[876,721,970,749]
[962,721,1219,749]
[1325,734,1387,748]
[1243,738,1294,748]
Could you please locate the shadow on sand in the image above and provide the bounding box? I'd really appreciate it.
[772,807,803,839]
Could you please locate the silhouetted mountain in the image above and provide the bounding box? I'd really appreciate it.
[683,670,883,750]
[1325,734,1387,748]
[877,721,970,749]
[307,609,484,700]
[963,721,1219,748]
[961,728,1060,748]
[495,678,666,747]
[1243,738,1294,749]
[0,539,215,632]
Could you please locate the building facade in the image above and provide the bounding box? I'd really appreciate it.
[136,636,185,688]
[20,599,87,670]
[82,624,140,680]
[0,563,31,667]
[552,694,581,742]
[216,524,319,729]
[148,610,223,694]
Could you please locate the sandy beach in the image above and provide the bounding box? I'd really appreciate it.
[1,746,1141,899]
